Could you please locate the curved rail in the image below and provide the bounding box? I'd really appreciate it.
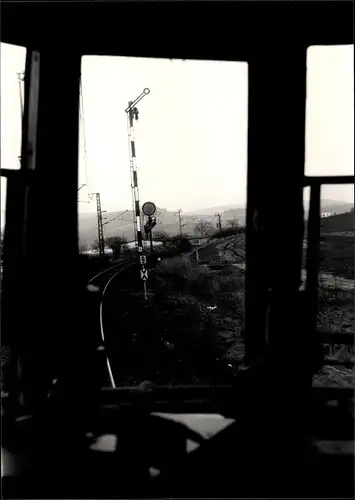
[88,261,133,388]
[87,261,124,285]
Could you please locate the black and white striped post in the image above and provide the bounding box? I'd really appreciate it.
[125,89,150,300]
[141,202,157,299]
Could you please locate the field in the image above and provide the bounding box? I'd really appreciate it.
[1,230,353,393]
[102,259,243,385]
[105,228,353,387]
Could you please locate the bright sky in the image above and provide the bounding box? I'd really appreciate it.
[1,43,354,218]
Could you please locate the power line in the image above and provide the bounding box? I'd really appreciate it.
[102,209,128,227]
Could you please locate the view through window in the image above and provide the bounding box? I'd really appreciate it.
[78,56,249,386]
[1,44,352,390]
[1,43,26,229]
[304,45,354,388]
[1,42,26,247]
[0,42,26,396]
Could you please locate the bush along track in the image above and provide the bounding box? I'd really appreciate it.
[101,246,246,386]
[101,232,353,388]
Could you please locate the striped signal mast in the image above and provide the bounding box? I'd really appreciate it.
[125,88,150,299]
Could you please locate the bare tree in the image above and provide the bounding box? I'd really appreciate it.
[105,236,127,259]
[195,220,215,237]
[226,218,239,229]
[153,230,171,245]
[91,240,100,252]
[79,243,88,255]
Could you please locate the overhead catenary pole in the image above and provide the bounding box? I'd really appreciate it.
[216,213,222,230]
[175,211,195,240]
[125,88,150,300]
[96,193,105,258]
[177,209,183,238]
[90,192,105,258]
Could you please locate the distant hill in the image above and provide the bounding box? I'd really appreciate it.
[190,199,353,221]
[306,200,354,215]
[219,208,246,226]
[3,198,352,245]
[320,210,354,234]
[78,200,354,246]
[189,204,245,216]
[79,207,202,245]
[78,204,250,246]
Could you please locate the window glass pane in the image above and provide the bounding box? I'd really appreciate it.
[303,184,354,388]
[306,45,354,177]
[0,43,26,171]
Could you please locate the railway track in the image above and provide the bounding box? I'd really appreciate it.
[88,259,135,388]
[87,260,131,288]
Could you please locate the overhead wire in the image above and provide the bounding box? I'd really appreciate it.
[102,209,129,227]
[79,75,90,200]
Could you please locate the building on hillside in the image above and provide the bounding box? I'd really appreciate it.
[188,237,210,247]
[125,240,163,250]
[82,247,114,258]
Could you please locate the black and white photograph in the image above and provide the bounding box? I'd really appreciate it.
[1,1,354,498]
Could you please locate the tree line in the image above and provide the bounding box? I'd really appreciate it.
[79,236,128,258]
[78,217,244,256]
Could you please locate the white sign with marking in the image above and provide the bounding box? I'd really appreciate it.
[141,269,148,281]
[140,255,147,265]
[138,246,143,253]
